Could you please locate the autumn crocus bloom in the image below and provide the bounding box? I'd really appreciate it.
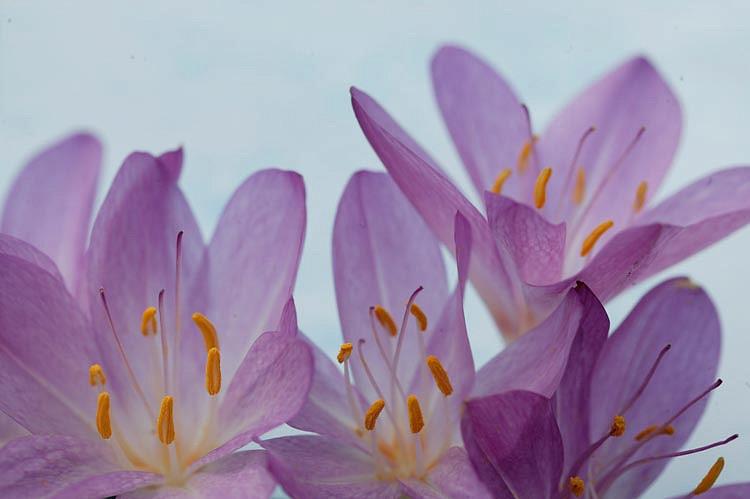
[0,137,313,498]
[462,278,740,498]
[351,46,750,340]
[264,172,607,498]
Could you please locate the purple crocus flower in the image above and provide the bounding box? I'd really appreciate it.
[462,277,740,498]
[263,172,610,498]
[351,46,750,340]
[0,135,313,498]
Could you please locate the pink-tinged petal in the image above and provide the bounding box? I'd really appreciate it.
[472,282,607,399]
[333,171,448,401]
[400,447,492,499]
[203,169,306,380]
[462,390,562,499]
[278,296,300,337]
[351,88,526,338]
[538,56,681,235]
[0,435,160,498]
[485,193,566,285]
[1,133,101,292]
[672,483,750,499]
[0,412,27,447]
[0,234,62,282]
[590,278,720,498]
[0,248,98,438]
[264,435,400,499]
[431,45,534,201]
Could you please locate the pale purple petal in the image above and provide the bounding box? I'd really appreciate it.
[431,45,532,200]
[0,412,27,447]
[674,483,750,499]
[589,278,720,498]
[0,234,62,283]
[264,435,400,499]
[462,390,562,499]
[400,447,492,499]
[1,133,101,292]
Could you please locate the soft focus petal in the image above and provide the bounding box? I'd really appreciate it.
[400,447,492,499]
[264,435,400,499]
[676,483,750,499]
[431,45,532,200]
[0,412,27,447]
[0,435,159,498]
[1,133,101,292]
[462,390,562,499]
[0,234,62,283]
[590,278,721,498]
[351,88,527,338]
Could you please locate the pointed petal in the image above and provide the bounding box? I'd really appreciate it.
[590,278,721,498]
[1,133,102,292]
[462,390,562,499]
[400,447,492,499]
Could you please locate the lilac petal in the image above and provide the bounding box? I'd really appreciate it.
[203,169,306,380]
[0,435,160,498]
[333,170,448,401]
[0,412,27,447]
[538,56,681,233]
[0,234,62,282]
[485,192,566,285]
[351,89,526,338]
[1,133,102,292]
[673,484,750,499]
[472,282,607,399]
[0,245,99,438]
[264,435,400,499]
[431,45,534,201]
[462,390,563,499]
[589,278,721,498]
[400,447,492,499]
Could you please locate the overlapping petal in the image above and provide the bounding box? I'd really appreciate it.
[400,447,492,499]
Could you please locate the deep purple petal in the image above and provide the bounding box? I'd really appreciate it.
[1,133,101,292]
[431,45,532,200]
[589,278,721,498]
[400,447,492,499]
[462,390,562,499]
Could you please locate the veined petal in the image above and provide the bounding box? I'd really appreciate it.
[0,234,62,283]
[400,447,492,499]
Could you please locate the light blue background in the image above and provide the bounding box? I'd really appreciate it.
[1,2,748,496]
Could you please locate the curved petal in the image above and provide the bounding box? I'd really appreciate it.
[462,390,562,499]
[674,483,750,499]
[431,45,533,200]
[264,435,400,499]
[0,234,62,283]
[400,447,492,499]
[1,133,102,292]
[589,278,721,498]
[351,88,527,338]
[333,170,448,401]
[0,412,27,447]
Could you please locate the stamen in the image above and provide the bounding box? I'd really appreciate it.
[426,355,453,396]
[580,220,614,257]
[140,307,158,336]
[89,363,106,386]
[205,347,221,396]
[633,181,648,213]
[410,304,428,332]
[337,343,353,364]
[635,424,674,441]
[157,290,170,393]
[610,415,626,437]
[568,476,585,497]
[364,399,386,431]
[572,168,586,205]
[693,457,725,495]
[664,379,723,427]
[157,395,175,445]
[490,168,512,195]
[516,135,538,173]
[192,312,219,352]
[374,305,398,337]
[407,394,424,433]
[619,344,671,415]
[533,167,552,209]
[96,392,112,439]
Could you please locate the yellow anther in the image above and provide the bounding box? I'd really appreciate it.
[192,312,219,352]
[410,304,428,332]
[568,476,585,497]
[89,363,106,386]
[205,347,222,396]
[337,343,353,364]
[407,394,424,434]
[580,220,614,257]
[426,355,453,396]
[516,136,538,173]
[96,392,112,440]
[693,457,725,495]
[374,305,398,337]
[609,415,626,437]
[490,168,512,195]
[157,395,175,445]
[364,399,386,431]
[662,424,675,436]
[633,181,648,213]
[140,306,157,336]
[572,168,586,205]
[636,424,676,441]
[533,167,552,209]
